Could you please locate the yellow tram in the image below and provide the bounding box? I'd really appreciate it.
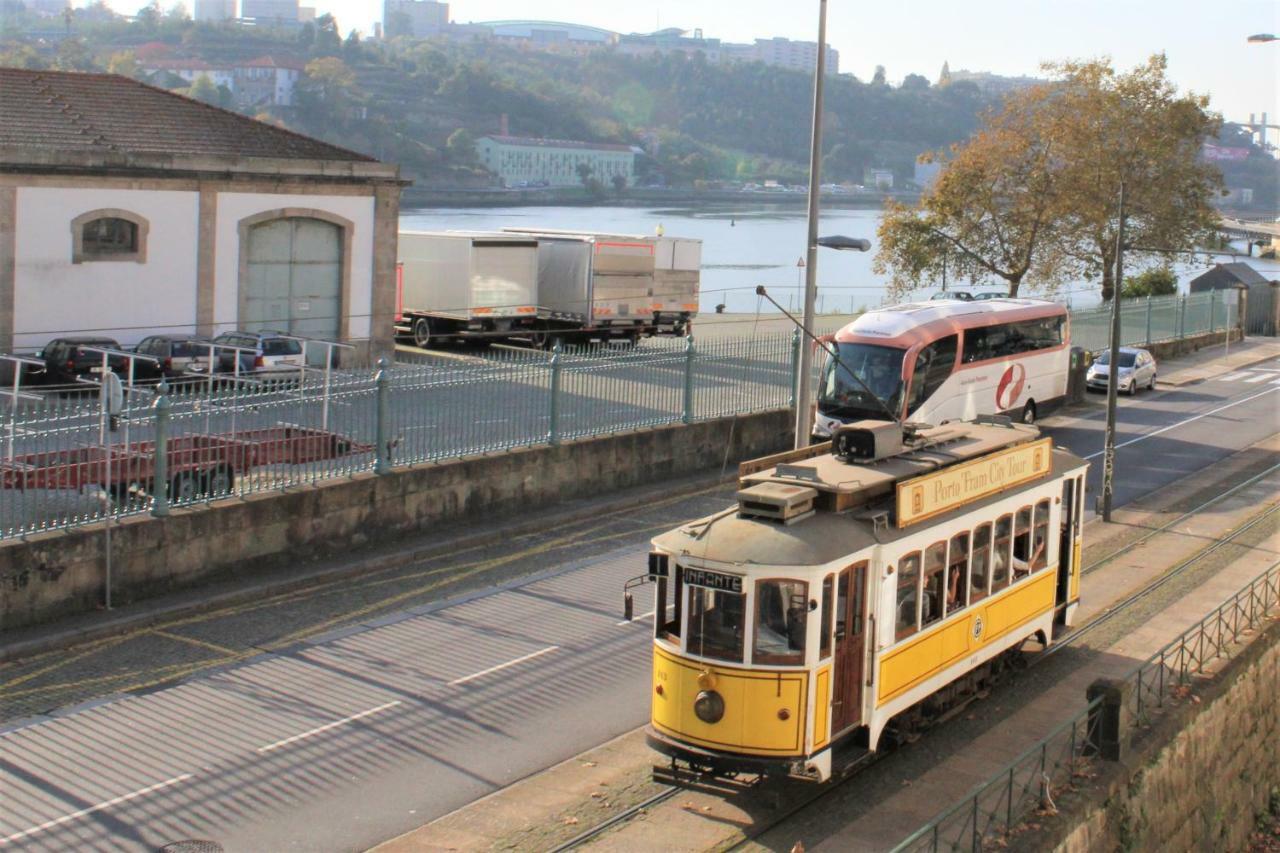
[637,418,1088,781]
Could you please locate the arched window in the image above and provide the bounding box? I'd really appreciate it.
[71,209,149,264]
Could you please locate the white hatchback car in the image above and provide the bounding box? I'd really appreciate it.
[1087,346,1157,395]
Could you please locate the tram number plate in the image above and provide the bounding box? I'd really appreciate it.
[684,569,743,593]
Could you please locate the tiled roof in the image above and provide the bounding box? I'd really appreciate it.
[480,134,638,153]
[0,68,375,163]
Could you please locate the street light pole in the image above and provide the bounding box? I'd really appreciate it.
[1101,182,1126,522]
[794,0,829,449]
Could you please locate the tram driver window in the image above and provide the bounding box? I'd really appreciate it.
[1012,507,1033,579]
[970,524,992,603]
[660,568,683,639]
[754,579,809,665]
[820,574,834,660]
[686,586,745,663]
[1033,500,1051,571]
[992,515,1013,590]
[896,553,921,640]
[946,532,970,615]
[922,542,946,627]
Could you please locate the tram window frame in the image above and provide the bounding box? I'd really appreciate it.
[660,567,683,639]
[686,583,745,663]
[922,541,947,628]
[1033,499,1051,571]
[946,532,970,616]
[1012,506,1033,579]
[820,574,834,660]
[992,514,1013,591]
[896,552,922,641]
[835,571,849,641]
[970,523,992,603]
[753,578,809,666]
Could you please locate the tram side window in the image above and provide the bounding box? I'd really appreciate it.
[946,532,970,615]
[992,514,1013,590]
[754,579,808,666]
[1033,499,1051,571]
[970,524,992,603]
[820,574,834,659]
[896,553,921,640]
[660,568,683,639]
[836,572,849,640]
[922,542,947,627]
[687,586,744,663]
[1012,506,1033,579]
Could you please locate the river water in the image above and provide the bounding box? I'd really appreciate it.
[400,204,1277,314]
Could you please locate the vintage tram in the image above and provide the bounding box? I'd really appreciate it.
[634,418,1088,781]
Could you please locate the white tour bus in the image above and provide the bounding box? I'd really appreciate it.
[814,298,1070,439]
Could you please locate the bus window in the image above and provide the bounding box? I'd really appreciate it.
[1012,506,1033,578]
[820,574,834,659]
[946,532,970,614]
[970,523,992,602]
[896,553,921,640]
[1033,499,1051,571]
[906,335,958,414]
[687,586,744,663]
[922,542,947,627]
[992,515,1013,590]
[754,579,808,665]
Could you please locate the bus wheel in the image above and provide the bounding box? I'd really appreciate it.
[1020,401,1037,424]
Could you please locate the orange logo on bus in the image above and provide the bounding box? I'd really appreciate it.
[995,363,1026,411]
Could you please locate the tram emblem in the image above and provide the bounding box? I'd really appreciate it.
[910,485,925,515]
[972,615,984,640]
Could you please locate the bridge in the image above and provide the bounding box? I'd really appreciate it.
[1219,216,1280,255]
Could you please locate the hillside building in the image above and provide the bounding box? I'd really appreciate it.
[476,135,639,188]
[722,37,839,74]
[241,0,299,26]
[140,55,303,107]
[193,0,236,21]
[384,0,449,38]
[0,69,405,363]
[617,28,720,62]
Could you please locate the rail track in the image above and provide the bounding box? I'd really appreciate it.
[549,466,1280,852]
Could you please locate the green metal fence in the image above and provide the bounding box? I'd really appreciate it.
[1068,290,1237,353]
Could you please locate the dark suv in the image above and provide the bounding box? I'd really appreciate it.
[133,335,213,380]
[40,337,127,385]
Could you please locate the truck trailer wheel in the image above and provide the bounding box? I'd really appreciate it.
[412,317,434,349]
[207,466,235,497]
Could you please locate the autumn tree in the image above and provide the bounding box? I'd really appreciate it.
[875,56,1222,300]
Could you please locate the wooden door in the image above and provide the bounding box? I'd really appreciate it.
[831,561,868,734]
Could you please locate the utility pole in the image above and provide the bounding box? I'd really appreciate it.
[1101,182,1126,522]
[794,0,828,449]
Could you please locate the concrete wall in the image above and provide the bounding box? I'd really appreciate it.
[0,409,792,632]
[1038,619,1280,852]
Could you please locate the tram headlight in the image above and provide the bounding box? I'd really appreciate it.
[693,690,725,724]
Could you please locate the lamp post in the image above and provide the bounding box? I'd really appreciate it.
[1101,183,1127,522]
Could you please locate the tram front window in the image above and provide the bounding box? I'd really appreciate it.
[818,343,906,420]
[754,579,809,665]
[686,586,745,663]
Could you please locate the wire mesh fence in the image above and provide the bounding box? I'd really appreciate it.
[895,559,1280,852]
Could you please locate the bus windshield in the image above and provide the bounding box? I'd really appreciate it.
[818,342,905,420]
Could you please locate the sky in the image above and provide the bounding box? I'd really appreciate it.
[98,0,1278,123]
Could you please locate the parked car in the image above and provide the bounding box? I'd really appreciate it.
[212,331,305,376]
[133,335,212,380]
[972,291,1009,300]
[40,336,127,385]
[930,291,974,301]
[1086,346,1157,395]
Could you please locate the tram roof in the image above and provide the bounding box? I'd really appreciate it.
[832,298,1064,349]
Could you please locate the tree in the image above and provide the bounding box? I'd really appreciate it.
[136,0,161,29]
[611,173,627,195]
[871,65,887,87]
[575,161,593,188]
[445,128,476,164]
[1121,267,1178,299]
[186,74,220,105]
[901,73,929,93]
[107,51,140,79]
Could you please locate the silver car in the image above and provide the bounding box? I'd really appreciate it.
[1086,346,1157,395]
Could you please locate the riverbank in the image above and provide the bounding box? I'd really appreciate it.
[401,186,919,209]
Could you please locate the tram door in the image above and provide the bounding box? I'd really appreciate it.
[1055,477,1080,624]
[831,561,868,734]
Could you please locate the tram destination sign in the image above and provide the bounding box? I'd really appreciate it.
[684,568,744,593]
[896,437,1053,528]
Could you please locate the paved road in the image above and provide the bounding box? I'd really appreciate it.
[0,357,1277,851]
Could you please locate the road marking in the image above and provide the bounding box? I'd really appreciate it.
[150,628,241,657]
[617,610,655,626]
[1244,373,1271,383]
[1219,371,1251,382]
[256,701,402,753]
[1,773,194,844]
[449,646,559,686]
[1084,386,1280,460]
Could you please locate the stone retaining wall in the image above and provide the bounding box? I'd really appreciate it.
[0,409,792,632]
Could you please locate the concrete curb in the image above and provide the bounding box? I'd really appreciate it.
[0,469,738,663]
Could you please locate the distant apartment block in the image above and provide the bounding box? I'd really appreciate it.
[617,28,720,62]
[240,0,299,25]
[141,56,304,107]
[943,67,1042,95]
[723,37,839,74]
[476,135,639,188]
[26,0,69,15]
[384,0,449,38]
[193,0,236,21]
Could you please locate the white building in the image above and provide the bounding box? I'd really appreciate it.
[140,56,303,107]
[723,37,839,74]
[193,0,236,22]
[240,0,299,25]
[0,69,405,363]
[475,135,639,188]
[383,0,448,37]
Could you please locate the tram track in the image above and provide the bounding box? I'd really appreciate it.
[548,468,1280,852]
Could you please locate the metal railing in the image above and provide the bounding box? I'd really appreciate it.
[1069,290,1237,353]
[894,559,1280,852]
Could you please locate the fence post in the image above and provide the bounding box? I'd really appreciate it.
[683,334,696,425]
[1178,295,1186,340]
[548,341,562,446]
[150,386,171,518]
[374,357,391,475]
[1145,296,1153,346]
[788,328,801,408]
[1209,289,1217,335]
